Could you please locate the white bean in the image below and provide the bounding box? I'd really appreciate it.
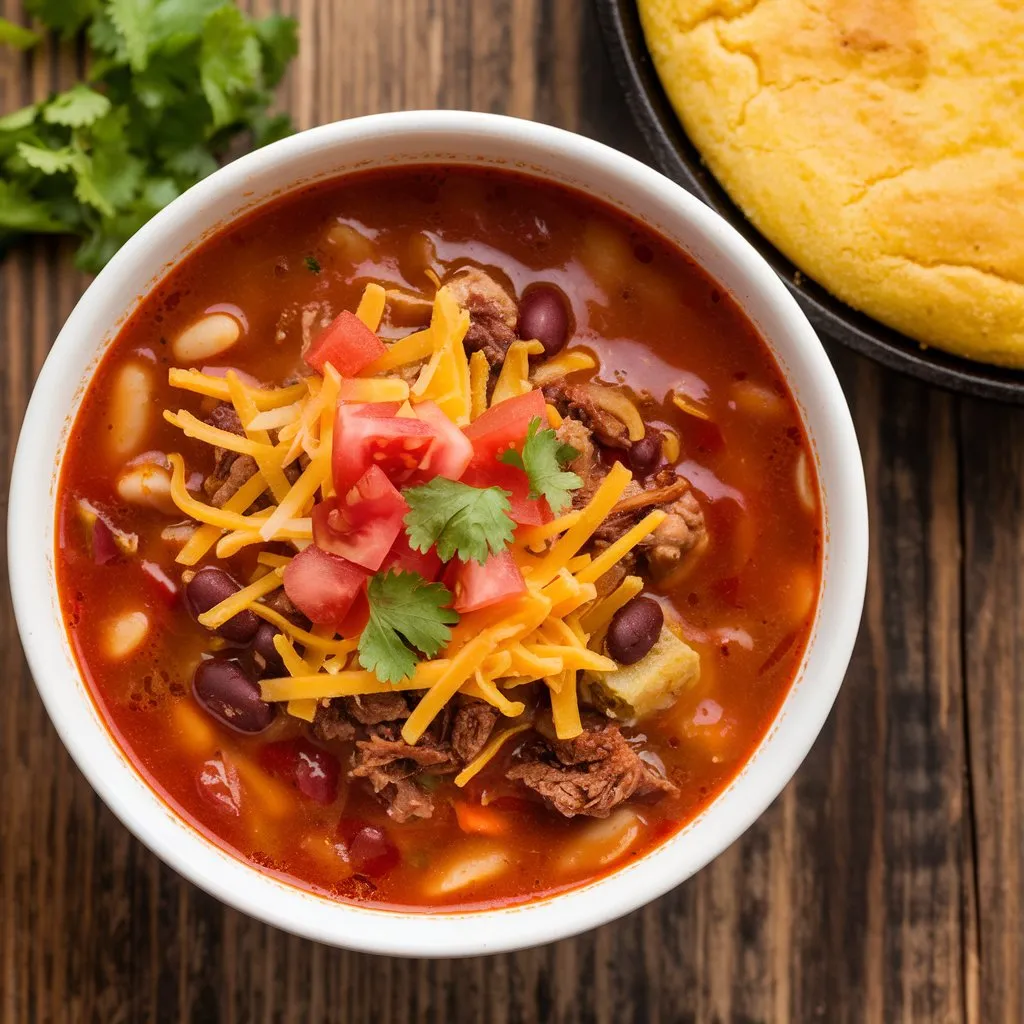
[116,463,176,514]
[795,451,817,515]
[426,845,510,896]
[556,809,643,876]
[172,312,241,364]
[108,363,153,458]
[105,610,149,660]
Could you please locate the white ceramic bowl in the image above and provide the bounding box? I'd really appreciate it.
[8,111,867,956]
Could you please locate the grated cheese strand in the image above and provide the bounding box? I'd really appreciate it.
[355,282,387,331]
[527,644,616,673]
[315,365,342,500]
[579,575,644,636]
[246,402,305,432]
[490,341,544,406]
[339,378,409,403]
[454,723,533,787]
[197,569,283,629]
[549,670,583,739]
[272,633,309,677]
[464,674,526,718]
[575,509,667,585]
[469,350,489,420]
[401,632,499,744]
[175,471,269,566]
[363,328,433,374]
[257,551,293,569]
[225,371,292,504]
[516,509,583,552]
[258,459,329,542]
[166,455,311,536]
[164,409,277,459]
[168,368,307,409]
[528,462,632,587]
[531,350,597,386]
[260,661,453,702]
[249,604,359,656]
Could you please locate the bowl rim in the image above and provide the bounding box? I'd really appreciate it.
[8,109,868,956]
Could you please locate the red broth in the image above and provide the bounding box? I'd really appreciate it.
[56,167,821,910]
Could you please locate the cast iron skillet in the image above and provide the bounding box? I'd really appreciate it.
[595,0,1024,403]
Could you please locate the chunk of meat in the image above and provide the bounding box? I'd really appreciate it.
[202,404,258,508]
[450,700,499,763]
[555,416,597,484]
[544,381,633,450]
[351,736,455,823]
[312,701,356,743]
[345,692,410,726]
[275,300,335,353]
[445,266,518,368]
[507,720,676,818]
[592,469,708,580]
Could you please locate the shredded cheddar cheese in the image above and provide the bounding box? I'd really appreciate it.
[454,722,533,787]
[355,282,387,331]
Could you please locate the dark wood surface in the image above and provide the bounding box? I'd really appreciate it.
[1,2,1021,1021]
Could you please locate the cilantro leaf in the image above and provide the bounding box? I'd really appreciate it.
[358,571,459,684]
[499,416,582,514]
[304,255,321,274]
[24,0,100,39]
[43,85,112,127]
[0,18,41,50]
[404,478,515,565]
[0,0,298,271]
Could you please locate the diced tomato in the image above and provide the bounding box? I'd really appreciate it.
[311,466,408,571]
[461,460,552,526]
[259,738,340,805]
[337,590,369,637]
[304,310,386,376]
[447,549,526,613]
[91,516,120,565]
[332,402,436,493]
[282,545,368,628]
[410,400,473,482]
[463,389,545,460]
[381,532,442,582]
[337,819,400,877]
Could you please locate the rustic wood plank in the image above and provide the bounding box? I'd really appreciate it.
[0,0,1004,1021]
[960,397,1024,1024]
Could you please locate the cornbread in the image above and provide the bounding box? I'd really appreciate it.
[639,0,1024,367]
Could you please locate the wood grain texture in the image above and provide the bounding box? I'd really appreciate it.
[0,1,1019,1021]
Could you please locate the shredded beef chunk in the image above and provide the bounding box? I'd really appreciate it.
[555,417,597,484]
[544,380,633,450]
[352,736,455,823]
[345,692,411,726]
[450,700,499,763]
[508,721,676,818]
[202,404,258,508]
[312,701,355,743]
[445,266,518,368]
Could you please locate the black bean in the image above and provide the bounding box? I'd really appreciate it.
[193,657,275,733]
[628,432,662,477]
[252,620,284,677]
[606,597,664,665]
[518,284,571,358]
[185,566,259,643]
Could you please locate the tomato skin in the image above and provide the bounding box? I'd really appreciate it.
[332,403,436,494]
[311,466,408,571]
[463,389,545,458]
[410,400,474,482]
[282,545,368,628]
[304,310,386,376]
[259,738,340,805]
[461,459,552,526]
[447,549,526,613]
[381,532,442,582]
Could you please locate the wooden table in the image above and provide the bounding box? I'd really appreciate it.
[1,2,1021,1021]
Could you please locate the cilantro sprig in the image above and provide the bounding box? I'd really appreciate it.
[499,416,582,514]
[358,570,459,684]
[0,1,298,271]
[403,478,515,565]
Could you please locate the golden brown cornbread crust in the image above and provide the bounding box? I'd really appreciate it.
[638,0,1024,367]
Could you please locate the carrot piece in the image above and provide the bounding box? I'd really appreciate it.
[453,801,509,836]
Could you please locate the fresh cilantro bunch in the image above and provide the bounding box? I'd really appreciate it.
[500,416,581,514]
[0,1,298,271]
[359,571,459,684]
[404,478,515,565]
